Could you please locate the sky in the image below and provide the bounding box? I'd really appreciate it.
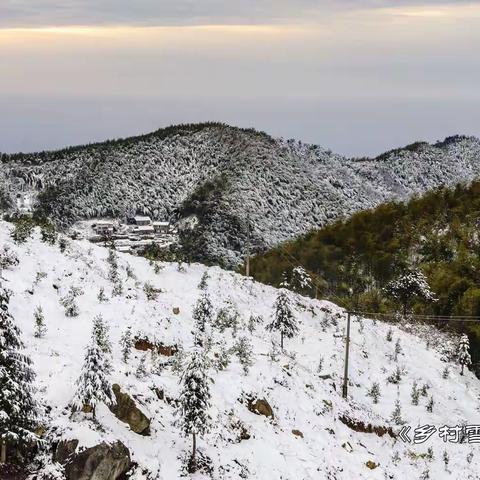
[1,1,480,157]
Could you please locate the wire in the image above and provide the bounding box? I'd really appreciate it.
[350,311,480,322]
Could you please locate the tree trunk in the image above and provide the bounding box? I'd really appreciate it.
[0,441,6,464]
[461,364,464,376]
[191,432,197,471]
[280,332,284,350]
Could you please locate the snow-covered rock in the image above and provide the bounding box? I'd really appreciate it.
[1,221,479,479]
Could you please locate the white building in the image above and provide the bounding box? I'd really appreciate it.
[94,221,115,235]
[152,221,170,234]
[134,216,152,226]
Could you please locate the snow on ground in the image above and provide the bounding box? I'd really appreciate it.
[2,221,480,479]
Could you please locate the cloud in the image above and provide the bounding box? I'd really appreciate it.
[1,0,478,28]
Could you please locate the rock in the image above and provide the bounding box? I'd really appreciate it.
[366,460,378,470]
[110,384,151,435]
[247,398,274,419]
[63,441,130,480]
[157,344,177,356]
[133,337,177,356]
[292,429,304,438]
[339,414,396,438]
[55,439,79,465]
[133,338,154,351]
[173,307,180,314]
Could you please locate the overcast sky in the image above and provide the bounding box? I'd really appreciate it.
[1,1,480,156]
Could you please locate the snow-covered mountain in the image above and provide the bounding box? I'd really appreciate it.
[1,124,480,266]
[1,222,479,479]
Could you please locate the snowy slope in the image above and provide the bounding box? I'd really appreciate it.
[2,222,480,479]
[1,125,480,266]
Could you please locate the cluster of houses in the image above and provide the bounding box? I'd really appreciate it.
[90,216,176,253]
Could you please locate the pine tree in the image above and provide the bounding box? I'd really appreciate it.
[198,271,209,291]
[386,328,393,342]
[289,266,312,294]
[233,336,254,375]
[92,315,112,365]
[119,326,133,363]
[71,337,114,416]
[171,346,185,376]
[0,285,39,462]
[411,381,420,406]
[60,289,79,317]
[390,399,404,425]
[40,221,57,245]
[107,249,119,283]
[97,287,107,303]
[193,294,213,346]
[267,289,298,349]
[112,280,123,297]
[384,269,436,316]
[426,396,434,412]
[394,338,402,361]
[11,216,35,244]
[136,355,148,379]
[367,382,381,404]
[176,349,211,472]
[458,334,472,375]
[0,246,19,272]
[214,342,231,372]
[33,306,47,338]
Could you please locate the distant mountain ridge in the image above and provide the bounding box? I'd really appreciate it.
[1,123,480,266]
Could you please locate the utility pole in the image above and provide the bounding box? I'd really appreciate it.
[342,312,352,399]
[245,216,250,278]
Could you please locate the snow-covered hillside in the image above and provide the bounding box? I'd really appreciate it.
[1,124,480,266]
[2,222,480,480]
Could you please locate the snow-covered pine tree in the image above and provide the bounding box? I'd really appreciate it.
[0,285,39,463]
[193,294,213,346]
[136,355,148,379]
[198,271,209,291]
[0,246,19,273]
[458,334,472,375]
[92,315,111,355]
[384,268,436,316]
[71,338,114,416]
[289,266,312,294]
[107,249,119,283]
[97,287,107,303]
[33,306,47,338]
[112,280,123,297]
[267,289,298,349]
[119,326,133,363]
[176,348,211,472]
[390,399,404,425]
[233,336,254,375]
[367,382,381,404]
[214,341,231,372]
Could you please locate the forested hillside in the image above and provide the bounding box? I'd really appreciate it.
[1,123,480,267]
[249,181,480,373]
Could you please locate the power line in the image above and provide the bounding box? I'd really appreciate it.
[351,311,480,322]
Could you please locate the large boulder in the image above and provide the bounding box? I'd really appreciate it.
[55,439,79,465]
[110,384,151,435]
[62,441,130,480]
[247,398,274,419]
